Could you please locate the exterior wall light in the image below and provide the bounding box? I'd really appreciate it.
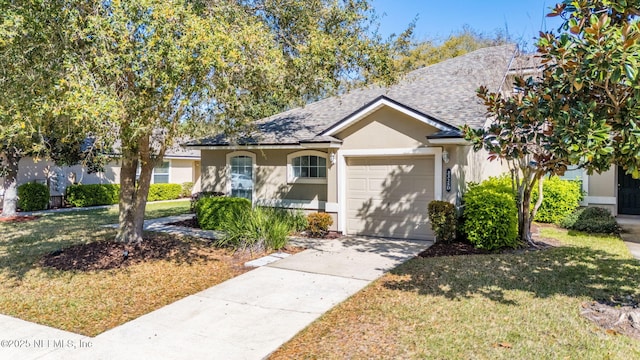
[442,150,450,164]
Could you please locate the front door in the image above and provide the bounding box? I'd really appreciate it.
[618,166,640,215]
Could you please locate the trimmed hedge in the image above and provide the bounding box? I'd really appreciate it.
[533,177,583,224]
[463,178,519,250]
[428,200,457,243]
[66,184,120,207]
[18,182,50,211]
[195,196,252,230]
[147,183,182,201]
[559,207,620,234]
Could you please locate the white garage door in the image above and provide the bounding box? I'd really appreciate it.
[346,156,434,240]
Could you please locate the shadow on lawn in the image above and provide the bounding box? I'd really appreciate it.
[0,208,200,280]
[383,245,640,305]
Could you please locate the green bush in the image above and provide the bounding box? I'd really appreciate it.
[189,191,225,212]
[217,207,299,250]
[463,180,519,250]
[559,207,620,234]
[195,196,251,230]
[147,183,182,201]
[533,177,583,223]
[17,182,49,211]
[181,182,194,198]
[66,184,120,207]
[428,200,457,243]
[306,212,333,237]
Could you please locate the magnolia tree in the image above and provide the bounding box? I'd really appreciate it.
[63,0,404,244]
[464,78,576,244]
[465,0,640,243]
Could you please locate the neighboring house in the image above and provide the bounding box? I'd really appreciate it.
[186,44,634,240]
[0,148,201,207]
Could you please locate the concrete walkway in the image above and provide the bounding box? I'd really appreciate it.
[616,216,640,260]
[1,233,431,360]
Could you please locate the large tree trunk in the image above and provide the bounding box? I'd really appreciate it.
[115,136,154,245]
[1,151,21,218]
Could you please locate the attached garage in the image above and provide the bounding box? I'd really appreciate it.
[345,156,435,240]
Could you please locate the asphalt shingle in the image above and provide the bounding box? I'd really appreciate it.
[191,44,517,146]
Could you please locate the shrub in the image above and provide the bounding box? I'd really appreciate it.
[306,212,333,237]
[217,207,299,250]
[533,177,583,223]
[147,183,182,201]
[180,182,194,198]
[559,207,620,234]
[428,200,456,242]
[195,196,251,230]
[463,180,519,250]
[17,182,49,211]
[66,184,120,207]
[190,191,225,212]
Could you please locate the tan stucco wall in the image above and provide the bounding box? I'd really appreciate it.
[200,149,328,203]
[14,158,119,196]
[168,159,196,185]
[336,107,434,149]
[588,167,616,197]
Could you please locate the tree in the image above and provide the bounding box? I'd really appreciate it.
[536,0,640,176]
[395,26,509,73]
[465,78,574,245]
[464,0,637,244]
[66,0,403,244]
[0,0,95,217]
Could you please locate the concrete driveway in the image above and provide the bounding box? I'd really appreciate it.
[2,236,431,360]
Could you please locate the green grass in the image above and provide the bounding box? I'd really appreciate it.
[271,227,640,359]
[0,200,262,336]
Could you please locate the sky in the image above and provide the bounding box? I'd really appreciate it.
[370,0,565,50]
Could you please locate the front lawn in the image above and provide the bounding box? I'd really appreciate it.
[271,227,640,359]
[0,201,262,336]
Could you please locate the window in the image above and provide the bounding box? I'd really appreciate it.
[136,160,170,184]
[153,161,170,184]
[287,151,328,184]
[229,154,254,201]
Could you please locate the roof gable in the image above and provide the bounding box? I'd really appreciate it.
[320,95,458,136]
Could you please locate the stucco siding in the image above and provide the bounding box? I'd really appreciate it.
[588,167,616,197]
[169,159,196,185]
[336,107,434,149]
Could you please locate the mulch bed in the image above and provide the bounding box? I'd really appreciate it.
[0,215,40,223]
[39,235,210,271]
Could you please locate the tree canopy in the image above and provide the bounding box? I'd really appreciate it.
[394,26,509,74]
[51,0,405,243]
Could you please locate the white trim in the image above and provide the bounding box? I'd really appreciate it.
[286,150,329,185]
[584,196,616,205]
[321,98,451,136]
[255,199,338,211]
[427,138,469,145]
[225,151,256,204]
[337,147,443,235]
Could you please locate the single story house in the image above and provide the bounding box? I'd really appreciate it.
[1,148,201,207]
[187,45,631,240]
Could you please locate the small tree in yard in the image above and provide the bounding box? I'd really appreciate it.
[464,79,575,245]
[465,0,640,245]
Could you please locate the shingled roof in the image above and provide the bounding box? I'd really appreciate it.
[190,44,517,147]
